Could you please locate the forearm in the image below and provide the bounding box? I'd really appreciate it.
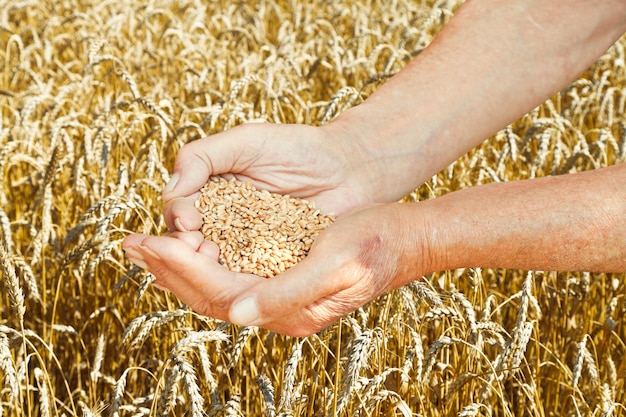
[328,0,626,202]
[410,164,626,275]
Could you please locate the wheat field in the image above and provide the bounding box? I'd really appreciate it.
[1,0,625,416]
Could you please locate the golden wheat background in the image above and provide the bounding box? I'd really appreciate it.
[1,0,625,416]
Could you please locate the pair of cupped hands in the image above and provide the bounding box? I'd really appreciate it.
[122,123,429,337]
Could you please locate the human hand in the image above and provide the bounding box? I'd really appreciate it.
[161,122,377,234]
[122,202,429,337]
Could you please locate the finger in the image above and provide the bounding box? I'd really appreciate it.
[227,254,353,329]
[162,230,220,258]
[123,234,261,321]
[163,192,203,232]
[162,125,254,202]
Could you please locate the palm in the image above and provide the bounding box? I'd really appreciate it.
[163,123,373,232]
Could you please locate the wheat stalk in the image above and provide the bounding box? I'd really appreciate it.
[335,328,377,414]
[135,273,156,305]
[34,367,51,417]
[509,321,534,373]
[157,361,180,417]
[421,336,456,382]
[0,332,18,404]
[572,335,599,389]
[197,343,220,406]
[177,356,205,417]
[256,374,277,417]
[321,86,359,124]
[170,330,230,358]
[402,328,424,378]
[0,243,25,325]
[229,326,256,369]
[277,339,304,413]
[11,253,40,304]
[223,394,243,417]
[0,206,13,252]
[109,368,130,417]
[451,289,478,343]
[358,367,406,413]
[123,310,189,350]
[90,333,106,385]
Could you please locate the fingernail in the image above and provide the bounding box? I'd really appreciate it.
[138,243,161,261]
[128,256,149,270]
[164,173,179,193]
[123,245,145,261]
[123,243,148,269]
[174,217,189,232]
[230,297,260,325]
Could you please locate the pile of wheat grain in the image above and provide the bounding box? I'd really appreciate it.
[195,177,333,277]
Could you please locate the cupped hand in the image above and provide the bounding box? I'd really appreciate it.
[162,122,375,233]
[122,202,429,337]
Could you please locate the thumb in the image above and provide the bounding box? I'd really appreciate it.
[227,256,349,333]
[162,127,251,201]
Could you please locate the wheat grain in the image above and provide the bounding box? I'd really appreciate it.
[599,383,616,417]
[514,272,538,331]
[364,389,412,417]
[572,336,600,389]
[196,177,334,278]
[475,321,508,348]
[51,324,78,336]
[447,372,476,398]
[422,305,463,323]
[358,367,404,413]
[93,200,138,243]
[606,355,617,388]
[228,74,259,102]
[87,238,120,281]
[480,294,497,322]
[3,1,626,416]
[66,195,123,244]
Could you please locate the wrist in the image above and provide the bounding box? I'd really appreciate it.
[322,104,437,204]
[366,202,444,289]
